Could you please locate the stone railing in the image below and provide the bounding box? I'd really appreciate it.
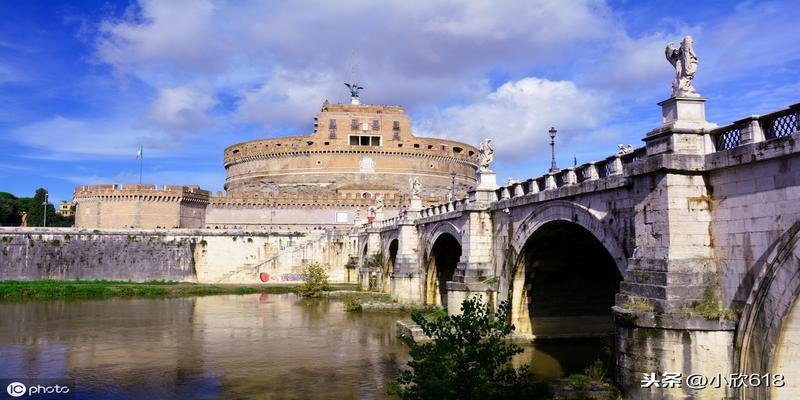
[491,148,642,203]
[709,102,800,152]
[420,198,469,219]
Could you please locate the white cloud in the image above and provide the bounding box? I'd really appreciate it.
[419,77,611,162]
[11,116,176,159]
[148,85,217,131]
[92,0,619,126]
[236,68,339,127]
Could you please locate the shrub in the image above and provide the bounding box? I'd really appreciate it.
[342,294,363,312]
[296,262,329,298]
[391,296,548,400]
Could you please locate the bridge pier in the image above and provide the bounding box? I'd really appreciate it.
[390,211,425,304]
[446,172,498,314]
[613,98,735,400]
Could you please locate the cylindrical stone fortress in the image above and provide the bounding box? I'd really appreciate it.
[223,102,478,200]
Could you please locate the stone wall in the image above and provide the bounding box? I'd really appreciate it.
[74,184,210,229]
[0,227,358,284]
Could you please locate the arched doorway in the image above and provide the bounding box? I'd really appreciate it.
[382,239,398,293]
[424,233,461,308]
[510,220,622,376]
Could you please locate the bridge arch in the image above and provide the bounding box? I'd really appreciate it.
[510,200,627,274]
[507,201,624,376]
[736,222,800,399]
[423,222,462,308]
[423,222,462,261]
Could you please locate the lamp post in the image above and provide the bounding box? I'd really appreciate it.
[450,172,456,200]
[549,127,559,173]
[42,190,48,228]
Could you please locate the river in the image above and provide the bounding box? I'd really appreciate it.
[0,294,610,399]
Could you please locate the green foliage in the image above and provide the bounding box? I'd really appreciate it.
[296,262,330,298]
[368,252,384,269]
[621,295,655,312]
[687,286,737,320]
[0,280,306,300]
[0,192,20,226]
[354,284,364,292]
[341,294,363,312]
[584,359,605,380]
[568,374,590,390]
[391,296,548,400]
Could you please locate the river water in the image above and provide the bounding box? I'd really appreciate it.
[0,294,609,399]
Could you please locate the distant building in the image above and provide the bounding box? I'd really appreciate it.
[74,99,478,230]
[57,201,75,217]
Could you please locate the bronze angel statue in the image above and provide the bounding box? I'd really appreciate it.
[665,36,699,98]
[345,82,364,98]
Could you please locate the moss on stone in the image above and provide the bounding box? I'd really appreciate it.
[685,286,737,320]
[621,295,655,312]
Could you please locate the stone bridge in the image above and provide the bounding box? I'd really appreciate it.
[356,98,800,399]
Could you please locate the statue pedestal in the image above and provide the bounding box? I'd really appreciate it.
[408,198,422,211]
[658,97,715,130]
[476,170,497,190]
[374,211,384,222]
[645,97,717,156]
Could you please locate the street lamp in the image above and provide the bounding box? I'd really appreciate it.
[549,127,559,173]
[42,190,48,228]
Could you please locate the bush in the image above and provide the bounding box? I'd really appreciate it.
[391,296,548,400]
[296,262,329,298]
[342,294,363,312]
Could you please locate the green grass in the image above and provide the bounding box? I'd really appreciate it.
[621,295,656,312]
[0,280,326,301]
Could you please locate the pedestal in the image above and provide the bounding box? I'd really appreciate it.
[476,170,497,190]
[645,97,717,156]
[657,97,715,130]
[408,197,422,211]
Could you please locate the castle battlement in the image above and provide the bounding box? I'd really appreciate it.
[74,184,210,204]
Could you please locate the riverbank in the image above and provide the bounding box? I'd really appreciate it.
[0,280,356,301]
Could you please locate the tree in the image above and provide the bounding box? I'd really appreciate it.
[296,262,330,298]
[0,192,20,226]
[391,296,548,400]
[25,188,56,227]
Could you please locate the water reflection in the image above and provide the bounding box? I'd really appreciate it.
[0,295,611,399]
[0,294,408,399]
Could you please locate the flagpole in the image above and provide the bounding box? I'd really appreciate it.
[139,146,143,184]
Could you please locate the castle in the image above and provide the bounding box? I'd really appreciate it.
[74,95,479,230]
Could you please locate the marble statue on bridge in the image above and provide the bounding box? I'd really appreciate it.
[665,36,700,98]
[477,138,494,172]
[409,177,422,199]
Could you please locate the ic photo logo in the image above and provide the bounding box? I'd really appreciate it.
[6,382,26,398]
[4,380,72,398]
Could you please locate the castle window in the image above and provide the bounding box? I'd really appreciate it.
[329,129,336,139]
[349,135,382,147]
[351,119,358,129]
[393,131,400,140]
[372,120,379,130]
[393,121,400,130]
[329,119,337,129]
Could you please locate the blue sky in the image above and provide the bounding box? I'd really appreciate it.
[1,0,798,203]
